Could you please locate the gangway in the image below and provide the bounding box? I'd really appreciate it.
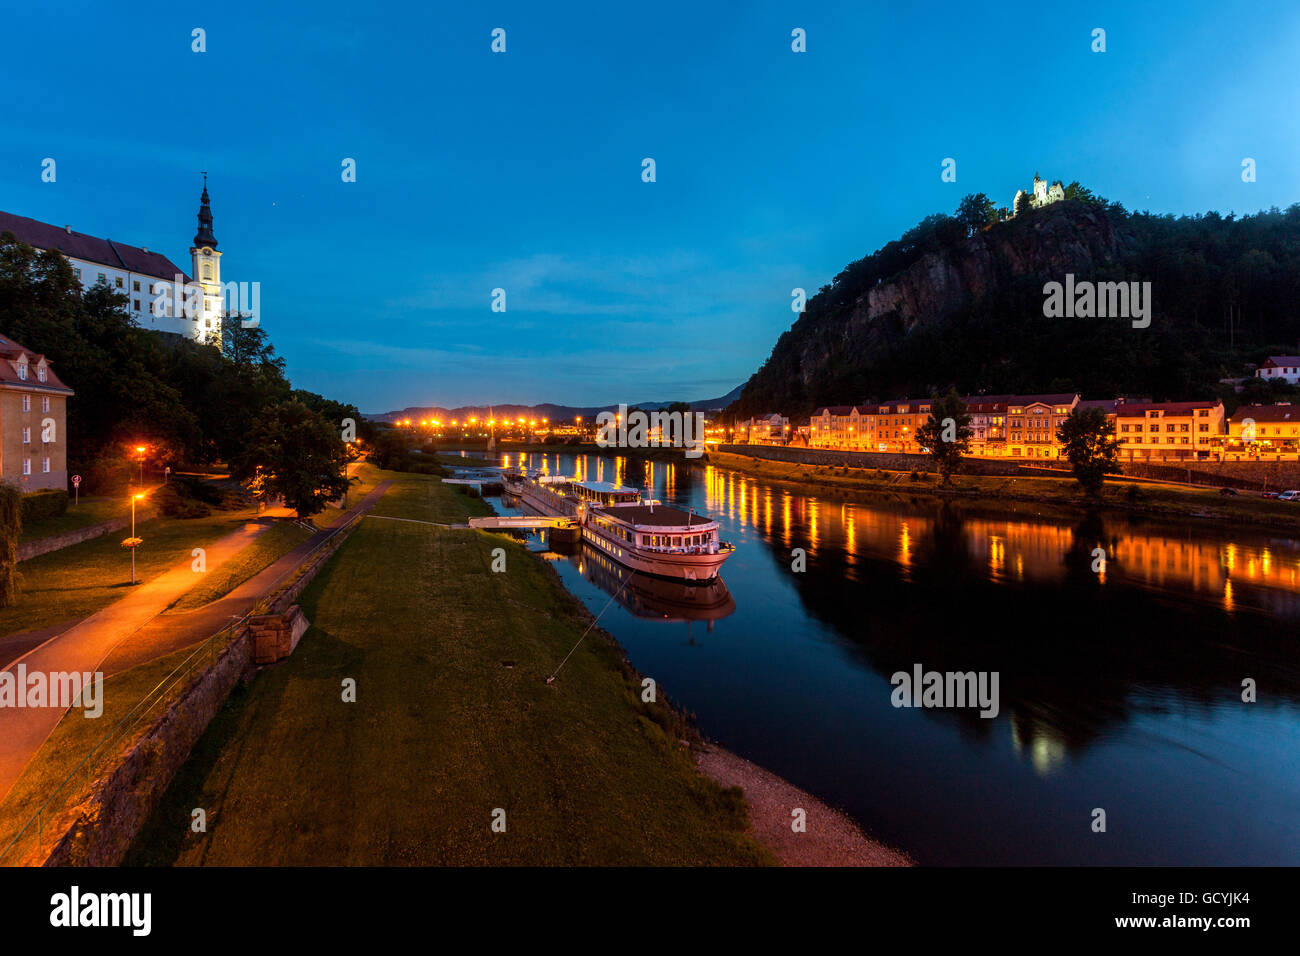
[465,515,579,530]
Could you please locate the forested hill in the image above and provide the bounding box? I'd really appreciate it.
[728,196,1300,419]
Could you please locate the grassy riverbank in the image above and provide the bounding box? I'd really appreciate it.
[707,451,1300,533]
[127,472,772,865]
[2,507,270,640]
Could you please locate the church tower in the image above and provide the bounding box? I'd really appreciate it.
[189,173,224,343]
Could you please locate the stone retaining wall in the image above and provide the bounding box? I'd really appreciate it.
[713,444,1300,491]
[31,513,364,866]
[250,606,309,665]
[18,506,158,562]
[713,444,1025,476]
[41,631,255,866]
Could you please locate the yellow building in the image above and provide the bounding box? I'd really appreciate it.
[1114,400,1224,461]
[1005,394,1078,459]
[0,335,74,491]
[870,400,931,453]
[1219,404,1300,459]
[810,406,867,449]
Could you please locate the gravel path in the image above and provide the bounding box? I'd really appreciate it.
[697,745,912,867]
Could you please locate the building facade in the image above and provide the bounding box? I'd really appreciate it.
[1220,404,1300,458]
[0,177,228,343]
[0,336,73,492]
[1005,394,1078,459]
[1256,356,1300,386]
[1012,173,1065,217]
[735,414,790,444]
[1113,401,1224,461]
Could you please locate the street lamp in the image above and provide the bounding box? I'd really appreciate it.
[124,492,145,584]
[135,444,147,485]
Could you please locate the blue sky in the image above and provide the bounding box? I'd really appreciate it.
[2,0,1298,412]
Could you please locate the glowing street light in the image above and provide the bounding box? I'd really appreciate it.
[135,444,147,485]
[124,492,146,584]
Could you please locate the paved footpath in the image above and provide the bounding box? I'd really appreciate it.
[0,480,393,803]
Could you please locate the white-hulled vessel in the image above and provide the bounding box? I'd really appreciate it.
[504,469,734,582]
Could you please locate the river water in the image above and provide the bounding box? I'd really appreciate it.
[469,450,1300,865]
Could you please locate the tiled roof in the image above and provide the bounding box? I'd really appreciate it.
[1231,404,1299,423]
[0,210,190,283]
[1261,356,1300,367]
[0,335,73,393]
[1003,393,1079,407]
[1114,401,1220,416]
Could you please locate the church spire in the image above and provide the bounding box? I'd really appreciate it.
[193,172,217,249]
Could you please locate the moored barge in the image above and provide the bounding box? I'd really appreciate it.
[504,469,734,582]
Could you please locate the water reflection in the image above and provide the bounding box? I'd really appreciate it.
[498,451,1300,864]
[556,538,736,625]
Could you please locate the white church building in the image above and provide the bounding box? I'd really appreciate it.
[0,177,233,343]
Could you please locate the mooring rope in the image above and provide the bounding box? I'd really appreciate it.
[546,567,637,685]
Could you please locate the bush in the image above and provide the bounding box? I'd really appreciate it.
[171,475,223,505]
[80,456,132,495]
[21,488,69,523]
[151,483,211,518]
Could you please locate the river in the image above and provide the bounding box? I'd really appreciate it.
[466,449,1300,865]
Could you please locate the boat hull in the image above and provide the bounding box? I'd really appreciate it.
[507,471,733,583]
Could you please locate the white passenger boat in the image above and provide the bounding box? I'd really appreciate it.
[504,469,735,582]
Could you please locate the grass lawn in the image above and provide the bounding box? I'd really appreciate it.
[127,473,771,866]
[19,496,129,544]
[168,521,315,612]
[0,637,211,862]
[2,507,264,639]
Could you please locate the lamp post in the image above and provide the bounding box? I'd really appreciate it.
[126,492,145,584]
[135,445,147,485]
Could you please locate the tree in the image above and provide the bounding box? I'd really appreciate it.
[956,193,998,236]
[915,389,972,485]
[1056,407,1121,496]
[230,400,351,517]
[0,484,20,607]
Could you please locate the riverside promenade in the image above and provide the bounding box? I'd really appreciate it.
[0,481,392,802]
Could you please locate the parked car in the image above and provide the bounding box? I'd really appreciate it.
[1278,490,1300,501]
[1261,491,1280,498]
[1219,487,1238,496]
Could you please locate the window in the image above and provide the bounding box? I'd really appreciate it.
[21,427,30,444]
[16,363,27,380]
[133,280,140,291]
[202,264,212,280]
[97,272,106,283]
[115,277,123,288]
[74,268,82,281]
[41,457,50,473]
[41,396,49,412]
[21,459,30,476]
[36,366,46,381]
[133,299,141,311]
[21,395,30,412]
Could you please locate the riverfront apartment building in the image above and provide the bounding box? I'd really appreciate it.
[809,393,1075,458]
[797,394,1299,462]
[1113,401,1225,461]
[734,413,789,444]
[0,335,74,492]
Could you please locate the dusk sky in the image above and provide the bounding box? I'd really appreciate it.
[3,0,1298,413]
